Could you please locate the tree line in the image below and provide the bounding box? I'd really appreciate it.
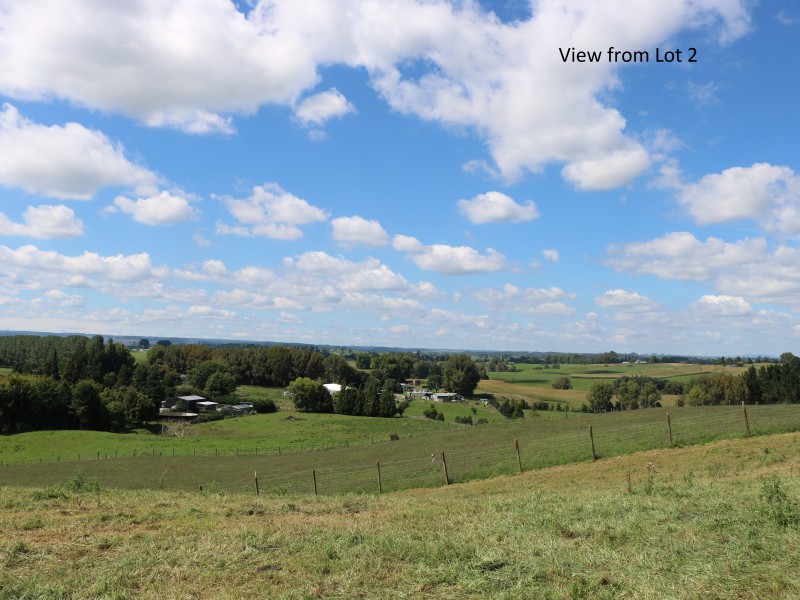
[0,335,488,431]
[0,335,168,433]
[680,355,800,406]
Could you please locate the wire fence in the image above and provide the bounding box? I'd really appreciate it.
[241,404,800,496]
[3,404,800,495]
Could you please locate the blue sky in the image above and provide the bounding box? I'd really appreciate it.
[0,0,798,355]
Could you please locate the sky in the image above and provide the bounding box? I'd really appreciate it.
[0,0,798,356]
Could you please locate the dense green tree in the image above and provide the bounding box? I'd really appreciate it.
[354,352,373,369]
[185,360,230,390]
[498,398,526,419]
[640,382,662,408]
[552,376,573,390]
[147,344,166,365]
[30,376,72,429]
[372,353,414,384]
[334,386,358,415]
[379,379,398,417]
[132,363,167,405]
[0,374,32,432]
[251,398,277,413]
[204,371,237,401]
[43,348,60,379]
[363,378,381,417]
[288,377,333,413]
[427,373,443,391]
[442,354,481,397]
[616,380,641,409]
[323,354,357,384]
[71,380,109,430]
[587,381,614,412]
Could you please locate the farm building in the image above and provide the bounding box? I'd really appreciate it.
[219,403,254,416]
[432,392,463,402]
[163,394,208,412]
[196,400,219,413]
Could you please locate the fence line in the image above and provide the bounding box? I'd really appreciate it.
[3,405,800,495]
[236,404,800,495]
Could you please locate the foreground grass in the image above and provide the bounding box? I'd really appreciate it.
[3,432,800,599]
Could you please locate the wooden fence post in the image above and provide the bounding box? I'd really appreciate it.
[515,438,523,473]
[589,426,597,460]
[312,469,318,496]
[441,451,450,485]
[667,412,673,445]
[254,471,259,496]
[377,461,382,495]
[742,402,751,436]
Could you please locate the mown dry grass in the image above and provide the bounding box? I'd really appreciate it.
[3,432,800,599]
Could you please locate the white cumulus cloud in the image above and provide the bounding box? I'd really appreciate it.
[0,205,84,239]
[457,191,539,224]
[542,249,560,262]
[217,183,329,240]
[0,1,752,186]
[331,215,389,247]
[392,234,505,274]
[294,88,356,127]
[595,289,657,312]
[692,294,752,316]
[679,163,800,234]
[607,232,766,280]
[113,191,199,226]
[0,104,157,199]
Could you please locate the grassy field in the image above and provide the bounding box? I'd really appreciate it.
[0,408,459,465]
[3,404,799,497]
[3,431,800,598]
[483,362,752,408]
[237,384,293,409]
[130,349,149,364]
[402,398,508,423]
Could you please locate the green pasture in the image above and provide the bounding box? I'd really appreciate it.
[402,398,506,423]
[130,349,149,364]
[488,361,747,389]
[3,404,799,495]
[236,384,292,408]
[483,362,754,408]
[0,410,456,465]
[4,432,800,599]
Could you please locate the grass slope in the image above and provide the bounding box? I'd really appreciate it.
[0,409,456,465]
[3,405,799,496]
[3,432,800,599]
